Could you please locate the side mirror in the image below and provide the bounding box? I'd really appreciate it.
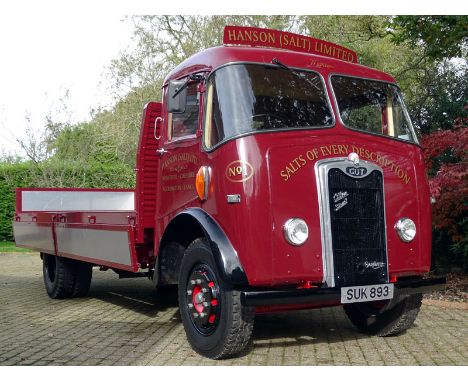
[167,80,187,113]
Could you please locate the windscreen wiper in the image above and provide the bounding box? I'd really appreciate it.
[271,58,320,90]
[272,58,292,71]
[172,73,205,98]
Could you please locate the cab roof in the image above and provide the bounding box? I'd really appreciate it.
[163,45,396,86]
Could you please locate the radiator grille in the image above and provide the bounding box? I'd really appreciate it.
[327,168,388,287]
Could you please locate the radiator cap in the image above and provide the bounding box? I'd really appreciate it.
[347,152,360,166]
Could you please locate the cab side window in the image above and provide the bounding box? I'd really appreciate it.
[170,82,199,140]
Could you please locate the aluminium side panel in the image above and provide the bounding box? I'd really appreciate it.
[55,224,138,272]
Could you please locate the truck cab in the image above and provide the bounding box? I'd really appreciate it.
[13,26,445,359]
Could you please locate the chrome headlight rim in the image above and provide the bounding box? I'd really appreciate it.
[283,218,309,246]
[394,217,416,243]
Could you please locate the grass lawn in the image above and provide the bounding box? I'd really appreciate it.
[0,241,34,253]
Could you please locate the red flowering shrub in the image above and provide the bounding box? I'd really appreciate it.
[421,112,467,270]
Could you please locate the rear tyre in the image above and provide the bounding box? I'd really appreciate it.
[71,261,93,297]
[42,253,76,299]
[343,293,423,336]
[178,238,255,359]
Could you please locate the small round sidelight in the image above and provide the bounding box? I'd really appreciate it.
[395,218,416,243]
[283,218,309,246]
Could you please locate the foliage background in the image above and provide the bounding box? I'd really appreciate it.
[1,15,466,271]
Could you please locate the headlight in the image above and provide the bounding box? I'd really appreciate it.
[395,218,416,242]
[284,218,309,246]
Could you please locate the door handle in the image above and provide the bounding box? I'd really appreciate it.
[154,117,162,140]
[156,148,168,156]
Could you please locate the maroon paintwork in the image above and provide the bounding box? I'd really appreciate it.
[158,45,431,287]
[14,32,432,292]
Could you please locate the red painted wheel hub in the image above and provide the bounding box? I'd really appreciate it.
[186,264,220,334]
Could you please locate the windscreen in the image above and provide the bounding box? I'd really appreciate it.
[331,76,417,143]
[204,64,333,148]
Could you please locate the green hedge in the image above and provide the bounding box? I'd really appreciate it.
[0,161,135,241]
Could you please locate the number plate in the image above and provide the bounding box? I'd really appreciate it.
[341,283,394,304]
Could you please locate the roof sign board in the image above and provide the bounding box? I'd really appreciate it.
[223,25,358,64]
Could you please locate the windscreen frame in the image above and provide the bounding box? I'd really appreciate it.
[329,73,420,146]
[202,61,336,152]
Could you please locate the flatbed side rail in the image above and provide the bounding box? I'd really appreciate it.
[14,188,140,272]
[15,187,135,213]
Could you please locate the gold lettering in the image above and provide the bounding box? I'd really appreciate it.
[280,170,289,181]
[282,34,288,47]
[268,32,275,44]
[334,47,342,59]
[259,31,268,43]
[228,167,236,177]
[306,149,319,161]
[286,166,295,178]
[228,29,236,41]
[252,30,258,42]
[338,145,349,155]
[396,168,404,179]
[403,173,410,184]
[290,36,297,47]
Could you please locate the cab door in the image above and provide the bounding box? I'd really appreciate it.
[157,79,203,220]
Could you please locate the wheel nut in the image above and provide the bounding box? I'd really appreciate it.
[193,312,199,318]
[188,303,194,308]
[202,288,208,293]
[190,280,196,285]
[202,302,210,307]
[187,290,192,295]
[196,279,203,284]
[200,312,206,318]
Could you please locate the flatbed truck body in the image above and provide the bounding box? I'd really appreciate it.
[13,26,445,359]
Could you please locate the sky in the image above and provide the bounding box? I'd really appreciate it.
[0,11,133,155]
[0,0,464,157]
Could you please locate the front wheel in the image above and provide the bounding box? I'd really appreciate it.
[343,293,423,336]
[178,238,255,359]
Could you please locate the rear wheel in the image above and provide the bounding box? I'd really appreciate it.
[343,293,423,336]
[42,253,76,299]
[72,261,93,297]
[178,238,254,359]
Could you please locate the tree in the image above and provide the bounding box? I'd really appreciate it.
[390,16,468,62]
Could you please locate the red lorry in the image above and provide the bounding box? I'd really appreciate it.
[14,26,445,359]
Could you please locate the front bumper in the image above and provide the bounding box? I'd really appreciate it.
[240,276,446,307]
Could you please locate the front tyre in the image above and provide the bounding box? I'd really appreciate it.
[343,293,423,336]
[178,238,254,359]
